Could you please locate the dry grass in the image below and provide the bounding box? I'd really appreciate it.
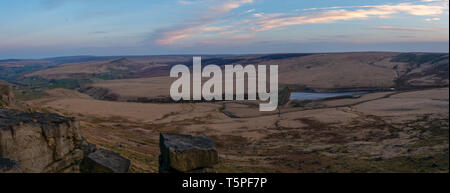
[26,87,449,173]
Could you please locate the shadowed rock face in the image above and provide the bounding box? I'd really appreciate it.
[0,158,22,173]
[0,108,131,173]
[0,108,84,173]
[159,133,219,173]
[0,81,14,107]
[80,149,130,173]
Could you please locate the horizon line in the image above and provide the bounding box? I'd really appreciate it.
[1,51,449,61]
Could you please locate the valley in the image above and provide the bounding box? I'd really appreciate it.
[1,52,448,173]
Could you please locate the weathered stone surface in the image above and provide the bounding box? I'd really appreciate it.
[0,108,84,173]
[0,81,14,107]
[159,133,219,173]
[80,148,130,173]
[0,157,22,173]
[80,140,97,155]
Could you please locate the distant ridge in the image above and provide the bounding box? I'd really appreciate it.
[43,55,119,65]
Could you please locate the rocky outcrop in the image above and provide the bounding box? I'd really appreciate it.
[0,108,84,173]
[80,148,130,173]
[0,108,131,173]
[159,133,219,173]
[0,80,14,107]
[80,140,97,155]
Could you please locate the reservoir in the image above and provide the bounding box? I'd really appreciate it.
[290,91,367,101]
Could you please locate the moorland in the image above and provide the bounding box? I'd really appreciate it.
[1,52,448,172]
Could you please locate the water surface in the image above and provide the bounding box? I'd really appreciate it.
[290,91,367,101]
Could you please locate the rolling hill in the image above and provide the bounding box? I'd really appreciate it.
[1,52,448,101]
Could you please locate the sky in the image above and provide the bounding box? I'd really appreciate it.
[0,0,448,59]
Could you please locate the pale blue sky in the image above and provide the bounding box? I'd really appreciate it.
[0,0,448,59]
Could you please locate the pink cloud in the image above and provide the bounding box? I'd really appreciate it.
[154,0,253,45]
[152,1,448,46]
[251,3,447,31]
[375,25,445,32]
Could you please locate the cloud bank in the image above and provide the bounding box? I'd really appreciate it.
[149,0,448,45]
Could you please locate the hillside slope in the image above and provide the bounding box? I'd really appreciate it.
[68,52,449,100]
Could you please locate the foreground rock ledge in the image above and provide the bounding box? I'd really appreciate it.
[0,108,130,173]
[81,149,130,173]
[0,108,84,173]
[159,132,219,173]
